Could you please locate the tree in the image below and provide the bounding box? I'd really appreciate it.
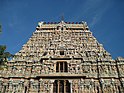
[0,45,12,65]
[0,25,13,66]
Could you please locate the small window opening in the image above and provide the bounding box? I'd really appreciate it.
[60,51,64,55]
[56,62,68,72]
[57,26,59,30]
[61,27,63,30]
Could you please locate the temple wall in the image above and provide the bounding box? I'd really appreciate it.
[0,58,124,93]
[0,21,124,93]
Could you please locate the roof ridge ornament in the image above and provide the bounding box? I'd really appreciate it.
[38,21,44,27]
[61,15,64,21]
[58,16,66,27]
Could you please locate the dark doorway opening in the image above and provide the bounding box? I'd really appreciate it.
[53,80,70,93]
[56,62,68,72]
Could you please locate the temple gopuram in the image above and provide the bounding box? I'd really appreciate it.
[0,21,124,93]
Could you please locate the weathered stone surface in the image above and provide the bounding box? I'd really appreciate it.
[0,21,124,93]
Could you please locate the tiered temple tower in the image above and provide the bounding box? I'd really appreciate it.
[0,21,124,93]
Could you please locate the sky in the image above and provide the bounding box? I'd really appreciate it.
[0,0,124,59]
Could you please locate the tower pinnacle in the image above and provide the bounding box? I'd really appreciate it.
[61,15,64,21]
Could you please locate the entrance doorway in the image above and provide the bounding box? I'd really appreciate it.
[53,80,70,93]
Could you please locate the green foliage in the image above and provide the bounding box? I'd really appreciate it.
[0,45,13,66]
[0,24,13,69]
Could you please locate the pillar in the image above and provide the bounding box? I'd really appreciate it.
[50,80,54,93]
[64,80,66,93]
[69,80,73,93]
[58,80,60,93]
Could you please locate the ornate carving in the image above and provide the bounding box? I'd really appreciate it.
[0,21,123,93]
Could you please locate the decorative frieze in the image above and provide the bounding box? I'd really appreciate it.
[0,21,124,93]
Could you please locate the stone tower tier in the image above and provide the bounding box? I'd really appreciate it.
[0,21,124,93]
